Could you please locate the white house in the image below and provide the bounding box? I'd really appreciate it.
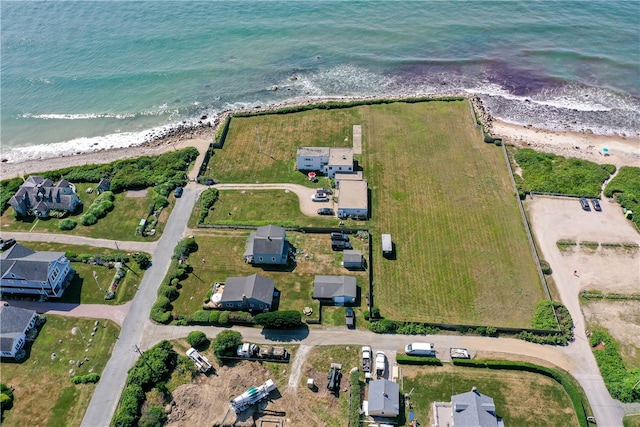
[0,305,38,359]
[1,243,74,298]
[296,147,354,178]
[337,179,368,219]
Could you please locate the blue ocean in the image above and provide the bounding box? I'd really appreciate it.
[1,0,639,162]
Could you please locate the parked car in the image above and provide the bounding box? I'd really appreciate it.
[331,240,352,251]
[174,186,184,198]
[345,307,354,329]
[330,232,349,242]
[312,193,329,202]
[591,198,602,212]
[317,207,334,215]
[317,187,333,195]
[0,238,16,251]
[579,197,590,211]
[405,342,436,357]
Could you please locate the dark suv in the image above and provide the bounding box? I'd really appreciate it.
[330,232,349,242]
[331,240,352,251]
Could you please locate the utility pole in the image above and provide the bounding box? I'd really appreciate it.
[92,271,103,291]
[133,344,153,370]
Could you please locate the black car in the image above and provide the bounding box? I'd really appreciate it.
[317,187,333,195]
[0,238,16,251]
[579,197,591,211]
[591,198,602,212]
[330,232,349,242]
[331,240,352,251]
[317,207,334,215]
[174,186,184,198]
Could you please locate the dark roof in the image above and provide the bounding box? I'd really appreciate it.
[97,178,111,191]
[368,379,400,417]
[8,176,81,215]
[221,274,275,305]
[1,243,64,282]
[245,225,287,257]
[313,275,357,299]
[452,388,499,427]
[0,305,37,352]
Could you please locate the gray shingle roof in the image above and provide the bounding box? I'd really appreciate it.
[1,243,63,282]
[245,225,286,257]
[221,274,274,305]
[313,275,357,299]
[0,305,37,353]
[368,379,400,417]
[452,388,500,427]
[343,250,362,263]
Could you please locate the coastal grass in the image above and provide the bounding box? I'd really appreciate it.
[358,101,543,326]
[0,183,171,241]
[0,316,119,427]
[206,108,358,185]
[10,241,143,304]
[605,166,640,229]
[189,189,339,228]
[403,364,579,427]
[168,230,367,326]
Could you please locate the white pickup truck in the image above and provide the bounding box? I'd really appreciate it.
[375,351,386,379]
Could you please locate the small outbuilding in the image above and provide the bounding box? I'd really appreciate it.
[343,250,363,269]
[312,275,357,305]
[381,234,392,255]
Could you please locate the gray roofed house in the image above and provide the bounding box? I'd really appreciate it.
[1,243,74,298]
[367,379,400,418]
[312,275,357,305]
[219,274,275,312]
[8,175,82,218]
[0,305,38,359]
[452,387,504,427]
[244,225,289,265]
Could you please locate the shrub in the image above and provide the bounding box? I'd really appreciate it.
[187,331,208,348]
[133,253,151,270]
[59,218,78,230]
[81,212,97,226]
[173,237,198,260]
[531,300,560,330]
[539,260,552,275]
[204,289,213,303]
[370,306,381,319]
[605,166,640,229]
[0,383,14,412]
[71,373,101,384]
[349,370,361,426]
[126,341,176,389]
[363,310,370,321]
[218,310,230,325]
[368,319,398,333]
[189,310,210,325]
[158,285,178,301]
[139,405,167,427]
[208,311,220,324]
[213,330,242,359]
[590,328,640,402]
[0,177,24,215]
[253,311,302,329]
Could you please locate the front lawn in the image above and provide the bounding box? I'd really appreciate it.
[403,364,579,426]
[169,231,368,326]
[0,316,119,427]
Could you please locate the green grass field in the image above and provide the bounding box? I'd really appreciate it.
[9,242,143,304]
[359,101,542,326]
[0,183,171,241]
[0,316,119,427]
[171,231,368,326]
[189,189,339,228]
[403,364,578,426]
[624,415,640,427]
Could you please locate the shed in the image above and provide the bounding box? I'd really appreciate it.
[343,250,363,269]
[381,234,392,254]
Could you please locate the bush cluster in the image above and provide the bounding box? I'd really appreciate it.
[133,253,151,270]
[253,310,302,329]
[513,148,613,197]
[0,178,24,215]
[172,237,198,260]
[59,218,78,231]
[349,370,361,426]
[367,319,442,335]
[197,188,219,223]
[185,310,253,326]
[64,251,129,264]
[589,328,640,403]
[520,301,573,345]
[396,354,443,366]
[213,330,242,360]
[81,191,115,226]
[186,331,208,348]
[70,373,101,384]
[604,166,640,229]
[0,383,14,414]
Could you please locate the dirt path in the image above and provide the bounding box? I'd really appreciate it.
[286,344,312,390]
[214,183,333,217]
[6,300,130,326]
[0,232,157,253]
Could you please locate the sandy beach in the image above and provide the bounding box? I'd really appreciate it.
[1,97,639,180]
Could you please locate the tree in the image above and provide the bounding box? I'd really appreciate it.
[133,253,151,270]
[186,331,208,349]
[213,330,242,359]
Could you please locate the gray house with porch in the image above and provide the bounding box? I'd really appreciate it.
[451,387,504,427]
[8,176,82,218]
[218,274,275,312]
[366,379,400,418]
[312,275,357,305]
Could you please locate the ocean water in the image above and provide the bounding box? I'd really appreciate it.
[1,0,639,163]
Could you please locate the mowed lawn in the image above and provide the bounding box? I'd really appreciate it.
[211,109,358,184]
[0,316,119,427]
[0,183,171,242]
[357,101,543,326]
[171,230,368,326]
[403,364,578,426]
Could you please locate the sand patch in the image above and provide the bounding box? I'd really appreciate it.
[125,189,148,198]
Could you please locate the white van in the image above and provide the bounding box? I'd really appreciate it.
[404,342,436,357]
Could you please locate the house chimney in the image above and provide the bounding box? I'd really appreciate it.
[472,386,478,393]
[267,235,271,241]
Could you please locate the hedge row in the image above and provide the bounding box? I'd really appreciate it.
[70,373,101,384]
[589,328,640,403]
[65,251,129,264]
[520,301,573,345]
[604,166,640,229]
[395,354,443,366]
[112,341,177,427]
[0,177,23,215]
[349,370,361,426]
[81,191,115,226]
[197,188,219,224]
[452,358,590,427]
[178,309,253,326]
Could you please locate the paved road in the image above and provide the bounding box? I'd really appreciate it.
[80,182,200,427]
[1,232,157,253]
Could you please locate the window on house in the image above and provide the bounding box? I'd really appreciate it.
[51,268,60,282]
[259,256,263,261]
[260,304,266,309]
[272,257,276,261]
[226,303,233,308]
[339,167,342,170]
